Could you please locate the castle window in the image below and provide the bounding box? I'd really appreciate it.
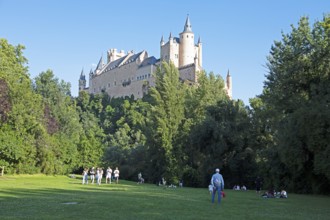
[187,35,188,38]
[108,83,110,87]
[145,74,147,78]
[148,74,151,78]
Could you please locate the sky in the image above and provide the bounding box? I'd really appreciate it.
[1,0,329,105]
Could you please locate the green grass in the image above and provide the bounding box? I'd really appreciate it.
[0,175,329,220]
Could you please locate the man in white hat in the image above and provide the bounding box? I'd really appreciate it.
[210,168,225,204]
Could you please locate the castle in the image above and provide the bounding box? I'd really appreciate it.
[79,16,232,99]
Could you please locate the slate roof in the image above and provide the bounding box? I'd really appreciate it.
[183,15,192,33]
[99,51,146,74]
[139,56,157,68]
[80,69,85,80]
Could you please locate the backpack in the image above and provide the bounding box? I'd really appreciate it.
[213,177,222,187]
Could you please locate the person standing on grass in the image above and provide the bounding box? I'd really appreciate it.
[97,168,103,185]
[210,168,224,204]
[114,167,120,184]
[82,168,89,184]
[106,167,112,184]
[90,167,95,184]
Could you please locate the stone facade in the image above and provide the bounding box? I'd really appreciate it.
[79,16,232,99]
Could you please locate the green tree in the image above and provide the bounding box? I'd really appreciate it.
[260,16,330,193]
[145,62,185,183]
[34,70,81,174]
[189,99,254,187]
[0,39,44,173]
[103,98,148,180]
[76,91,105,169]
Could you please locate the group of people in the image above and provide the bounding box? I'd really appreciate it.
[233,185,247,191]
[261,189,288,198]
[255,176,288,198]
[82,167,120,185]
[83,166,286,204]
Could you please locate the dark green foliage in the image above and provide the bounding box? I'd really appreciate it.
[75,91,105,169]
[0,79,11,123]
[0,39,43,173]
[258,16,330,193]
[144,62,186,183]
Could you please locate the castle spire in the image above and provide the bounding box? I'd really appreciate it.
[160,35,165,46]
[96,56,103,70]
[80,68,85,80]
[226,69,232,99]
[169,32,172,39]
[183,14,192,33]
[198,36,202,44]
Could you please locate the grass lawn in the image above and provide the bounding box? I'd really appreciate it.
[0,175,329,220]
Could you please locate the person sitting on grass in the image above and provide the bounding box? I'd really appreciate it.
[280,190,288,198]
[262,189,275,198]
[137,172,144,184]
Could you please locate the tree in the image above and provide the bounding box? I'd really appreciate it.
[34,70,81,174]
[0,39,43,173]
[260,16,330,193]
[76,91,105,169]
[189,99,254,187]
[145,62,185,183]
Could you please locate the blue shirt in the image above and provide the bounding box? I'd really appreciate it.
[211,173,224,190]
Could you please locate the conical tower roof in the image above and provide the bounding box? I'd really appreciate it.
[96,56,103,70]
[80,68,85,80]
[183,15,192,33]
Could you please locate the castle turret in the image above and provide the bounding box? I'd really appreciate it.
[160,35,164,46]
[79,68,86,92]
[226,70,232,99]
[197,36,202,68]
[169,32,173,40]
[179,15,195,67]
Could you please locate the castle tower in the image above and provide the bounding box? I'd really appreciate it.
[226,70,232,99]
[179,15,195,67]
[107,48,126,63]
[79,68,86,91]
[197,36,202,68]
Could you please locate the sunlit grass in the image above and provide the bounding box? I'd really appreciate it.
[0,175,329,219]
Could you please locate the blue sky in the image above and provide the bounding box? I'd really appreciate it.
[1,0,329,105]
